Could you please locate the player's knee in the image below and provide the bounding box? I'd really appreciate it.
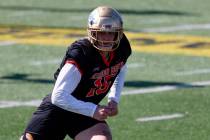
[102,129,112,140]
[97,123,112,140]
[20,133,34,140]
[75,123,112,140]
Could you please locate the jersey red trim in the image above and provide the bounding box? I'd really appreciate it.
[65,59,83,75]
[99,51,114,66]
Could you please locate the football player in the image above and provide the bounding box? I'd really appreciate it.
[20,6,132,140]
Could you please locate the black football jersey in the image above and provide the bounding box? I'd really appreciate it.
[53,34,131,104]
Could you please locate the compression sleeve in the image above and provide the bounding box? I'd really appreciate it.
[51,63,97,117]
[108,64,127,103]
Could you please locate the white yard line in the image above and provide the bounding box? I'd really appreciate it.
[30,59,144,69]
[174,68,210,76]
[0,41,16,46]
[136,113,185,122]
[1,81,210,108]
[0,100,41,108]
[122,80,210,95]
[127,63,144,68]
[142,23,210,33]
[30,59,61,66]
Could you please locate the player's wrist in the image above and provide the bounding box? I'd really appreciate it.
[91,104,98,118]
[108,97,119,104]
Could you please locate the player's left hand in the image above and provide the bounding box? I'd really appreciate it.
[107,100,118,117]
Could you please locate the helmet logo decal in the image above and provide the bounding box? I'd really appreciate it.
[90,20,94,25]
[102,24,112,30]
[88,15,96,26]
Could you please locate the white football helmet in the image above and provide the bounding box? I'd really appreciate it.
[87,6,123,51]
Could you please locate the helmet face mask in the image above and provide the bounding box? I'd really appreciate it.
[88,30,121,51]
[87,6,123,51]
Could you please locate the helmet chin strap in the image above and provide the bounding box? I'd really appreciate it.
[98,44,112,50]
[98,46,113,52]
[89,35,120,52]
[92,41,114,51]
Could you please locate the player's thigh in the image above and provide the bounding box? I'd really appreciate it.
[74,123,112,140]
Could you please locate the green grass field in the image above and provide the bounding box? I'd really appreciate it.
[0,0,210,140]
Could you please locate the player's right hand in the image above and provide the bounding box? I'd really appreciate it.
[93,105,111,121]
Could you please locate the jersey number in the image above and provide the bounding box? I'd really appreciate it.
[86,75,112,97]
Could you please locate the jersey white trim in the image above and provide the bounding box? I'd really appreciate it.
[51,63,97,117]
[108,64,127,103]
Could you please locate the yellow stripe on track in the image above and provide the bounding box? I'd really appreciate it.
[0,26,210,57]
